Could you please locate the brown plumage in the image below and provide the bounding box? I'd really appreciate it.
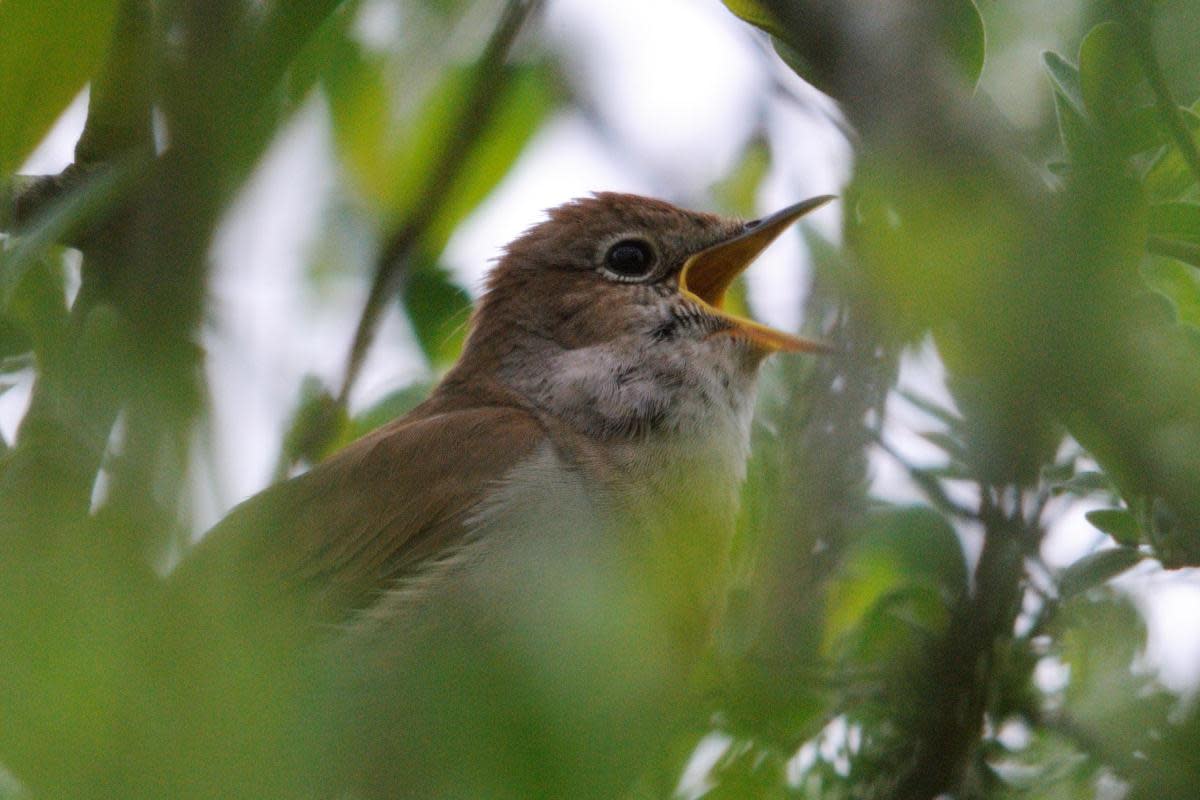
[172,191,833,798]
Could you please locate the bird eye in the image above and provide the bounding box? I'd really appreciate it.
[603,239,656,280]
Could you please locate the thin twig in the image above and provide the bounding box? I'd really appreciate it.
[335,0,542,409]
[872,433,980,521]
[272,0,541,478]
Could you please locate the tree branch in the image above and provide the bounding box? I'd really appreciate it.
[273,0,543,476]
[336,0,542,407]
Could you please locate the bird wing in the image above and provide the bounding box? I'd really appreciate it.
[173,403,548,623]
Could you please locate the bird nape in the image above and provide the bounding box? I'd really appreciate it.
[168,192,833,799]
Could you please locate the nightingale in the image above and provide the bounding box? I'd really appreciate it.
[173,192,833,799]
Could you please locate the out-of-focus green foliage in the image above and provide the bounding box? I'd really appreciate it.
[2,0,1200,799]
[724,0,987,89]
[0,0,120,175]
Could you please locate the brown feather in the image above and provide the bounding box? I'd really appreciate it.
[173,389,547,625]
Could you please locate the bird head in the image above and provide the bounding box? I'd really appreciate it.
[446,192,834,438]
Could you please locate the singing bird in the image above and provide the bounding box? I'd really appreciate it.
[174,192,833,798]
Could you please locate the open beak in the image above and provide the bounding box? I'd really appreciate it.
[679,195,836,353]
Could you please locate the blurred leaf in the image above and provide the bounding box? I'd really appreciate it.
[1149,202,1200,246]
[824,506,966,653]
[1049,470,1113,496]
[1059,547,1143,598]
[1143,102,1200,199]
[402,261,472,368]
[720,0,787,40]
[341,381,433,445]
[1084,509,1143,547]
[1142,256,1200,326]
[0,316,32,361]
[283,0,359,111]
[900,388,963,430]
[1043,51,1087,116]
[421,63,560,254]
[1077,23,1169,158]
[1052,83,1095,160]
[327,47,558,249]
[1,252,68,357]
[0,161,136,310]
[323,40,396,205]
[985,727,1094,793]
[1115,105,1171,157]
[706,740,789,800]
[711,139,770,218]
[725,0,984,86]
[935,0,986,88]
[1148,238,1200,268]
[0,0,120,175]
[1079,22,1142,129]
[279,375,347,467]
[918,430,970,465]
[1041,459,1075,485]
[1147,203,1200,268]
[1053,593,1170,759]
[717,10,835,97]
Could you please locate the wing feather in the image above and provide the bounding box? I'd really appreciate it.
[173,404,546,624]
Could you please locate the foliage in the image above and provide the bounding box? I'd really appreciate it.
[1,0,1199,798]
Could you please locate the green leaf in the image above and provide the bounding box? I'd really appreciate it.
[1079,22,1142,128]
[1043,49,1098,159]
[720,0,787,40]
[402,261,472,368]
[1142,256,1200,326]
[1058,547,1143,599]
[1144,102,1200,199]
[1148,237,1200,268]
[1052,81,1095,159]
[918,430,970,465]
[711,139,770,218]
[935,0,986,88]
[2,251,68,356]
[0,161,136,312]
[1042,51,1087,116]
[0,0,121,174]
[1149,202,1200,246]
[1084,509,1143,547]
[726,0,983,87]
[0,316,32,361]
[900,389,963,429]
[1114,105,1170,156]
[824,506,966,653]
[422,63,560,255]
[279,375,346,466]
[326,42,559,247]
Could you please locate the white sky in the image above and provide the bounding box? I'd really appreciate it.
[8,0,1199,697]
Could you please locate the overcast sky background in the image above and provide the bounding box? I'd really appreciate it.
[9,0,1200,696]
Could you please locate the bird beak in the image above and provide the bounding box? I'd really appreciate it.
[679,195,836,353]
